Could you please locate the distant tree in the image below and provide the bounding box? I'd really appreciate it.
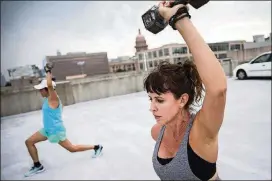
[5,82,11,87]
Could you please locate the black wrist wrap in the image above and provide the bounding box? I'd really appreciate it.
[169,7,191,30]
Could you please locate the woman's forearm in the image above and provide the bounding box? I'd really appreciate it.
[46,72,53,87]
[175,17,227,93]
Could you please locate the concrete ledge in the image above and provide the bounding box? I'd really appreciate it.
[1,71,148,117]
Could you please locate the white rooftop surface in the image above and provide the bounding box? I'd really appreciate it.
[1,78,271,180]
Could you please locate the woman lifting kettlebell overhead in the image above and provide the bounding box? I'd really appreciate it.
[144,1,227,180]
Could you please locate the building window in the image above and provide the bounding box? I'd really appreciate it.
[172,47,187,54]
[230,44,241,50]
[138,53,143,60]
[153,51,157,58]
[209,43,229,52]
[219,43,229,51]
[148,52,152,59]
[173,48,178,54]
[209,45,217,52]
[159,49,163,57]
[149,61,153,68]
[154,61,158,67]
[164,48,169,56]
[182,47,187,54]
[127,64,131,71]
[140,63,143,70]
[218,53,227,59]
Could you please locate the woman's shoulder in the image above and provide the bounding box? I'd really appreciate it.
[151,123,164,141]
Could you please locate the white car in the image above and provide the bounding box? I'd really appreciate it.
[233,51,271,80]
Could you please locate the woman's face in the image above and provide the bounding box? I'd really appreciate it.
[148,91,187,124]
[39,88,48,97]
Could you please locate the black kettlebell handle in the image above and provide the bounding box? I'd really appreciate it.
[170,0,209,9]
[46,62,54,69]
[169,0,189,8]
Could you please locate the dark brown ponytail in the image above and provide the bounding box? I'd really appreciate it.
[181,59,205,108]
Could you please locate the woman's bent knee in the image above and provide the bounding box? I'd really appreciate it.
[25,139,33,146]
[68,146,78,153]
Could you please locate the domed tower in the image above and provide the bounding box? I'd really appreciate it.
[135,29,148,53]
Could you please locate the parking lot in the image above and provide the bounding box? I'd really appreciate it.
[1,78,271,180]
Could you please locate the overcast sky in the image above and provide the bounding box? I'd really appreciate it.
[1,1,271,79]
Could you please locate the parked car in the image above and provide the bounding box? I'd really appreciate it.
[233,51,271,80]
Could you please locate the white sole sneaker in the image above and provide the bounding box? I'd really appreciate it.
[24,167,46,177]
[92,146,103,158]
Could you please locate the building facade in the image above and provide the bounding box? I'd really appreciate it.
[135,40,247,71]
[115,29,247,72]
[227,33,271,62]
[109,56,138,73]
[46,51,110,81]
[109,30,271,73]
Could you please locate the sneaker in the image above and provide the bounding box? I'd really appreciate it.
[24,165,45,177]
[92,145,103,158]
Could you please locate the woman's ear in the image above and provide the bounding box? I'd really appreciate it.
[179,93,189,108]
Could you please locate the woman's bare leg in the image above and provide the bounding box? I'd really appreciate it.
[25,131,47,162]
[58,139,96,152]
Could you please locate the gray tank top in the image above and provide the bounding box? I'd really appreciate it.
[152,113,219,180]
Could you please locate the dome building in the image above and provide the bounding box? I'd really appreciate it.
[135,29,148,53]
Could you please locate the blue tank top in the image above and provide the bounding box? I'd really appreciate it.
[42,97,65,134]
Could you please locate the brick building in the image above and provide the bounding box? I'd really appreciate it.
[46,52,110,81]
